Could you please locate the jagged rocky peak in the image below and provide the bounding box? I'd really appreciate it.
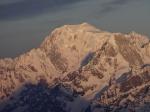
[0,23,150,112]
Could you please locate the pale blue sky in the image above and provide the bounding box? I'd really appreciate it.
[0,0,150,58]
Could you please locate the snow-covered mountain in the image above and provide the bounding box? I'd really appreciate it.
[0,23,150,112]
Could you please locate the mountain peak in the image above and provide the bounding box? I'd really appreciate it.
[57,23,101,33]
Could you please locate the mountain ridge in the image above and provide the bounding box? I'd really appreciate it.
[0,23,150,112]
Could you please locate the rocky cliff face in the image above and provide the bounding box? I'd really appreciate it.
[0,23,150,112]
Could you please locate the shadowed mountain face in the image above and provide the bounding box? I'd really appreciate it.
[0,23,150,112]
[1,81,76,112]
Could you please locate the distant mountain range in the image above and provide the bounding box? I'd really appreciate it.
[0,23,150,112]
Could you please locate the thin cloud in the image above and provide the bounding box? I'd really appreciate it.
[0,0,84,20]
[99,0,139,16]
